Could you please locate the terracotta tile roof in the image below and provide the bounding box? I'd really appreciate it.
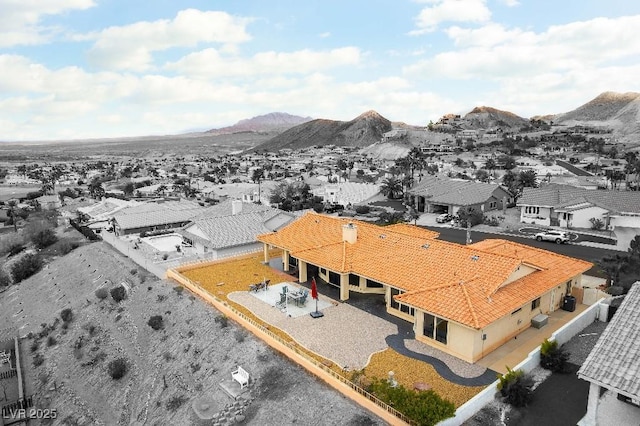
[578,282,640,398]
[259,213,592,329]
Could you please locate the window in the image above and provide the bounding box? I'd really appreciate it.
[319,268,326,276]
[329,271,340,286]
[349,274,360,286]
[288,256,298,268]
[423,313,448,345]
[390,288,414,316]
[531,297,541,310]
[367,279,383,288]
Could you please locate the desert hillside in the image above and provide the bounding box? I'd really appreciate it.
[251,110,392,152]
[463,106,530,130]
[0,240,382,425]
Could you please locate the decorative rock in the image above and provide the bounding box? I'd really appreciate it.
[235,414,246,422]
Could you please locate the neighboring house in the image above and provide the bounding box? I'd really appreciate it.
[408,176,513,215]
[312,182,380,206]
[517,184,640,230]
[112,200,203,236]
[577,282,640,426]
[77,197,139,229]
[35,194,61,210]
[257,213,591,363]
[176,199,295,260]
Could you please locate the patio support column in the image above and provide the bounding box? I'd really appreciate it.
[262,243,269,264]
[414,311,424,337]
[339,273,349,301]
[283,251,290,272]
[580,382,600,426]
[298,260,308,283]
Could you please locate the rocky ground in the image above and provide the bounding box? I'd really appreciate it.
[0,235,385,426]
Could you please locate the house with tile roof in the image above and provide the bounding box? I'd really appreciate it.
[517,184,640,230]
[577,282,640,426]
[77,197,140,229]
[112,200,203,236]
[257,212,592,362]
[176,199,295,259]
[408,176,512,215]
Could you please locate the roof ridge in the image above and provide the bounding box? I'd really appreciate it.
[460,280,480,328]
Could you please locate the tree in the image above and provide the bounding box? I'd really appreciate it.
[122,182,134,196]
[484,158,496,177]
[456,206,483,228]
[88,179,105,199]
[251,168,264,184]
[475,169,490,183]
[379,177,403,199]
[517,170,538,189]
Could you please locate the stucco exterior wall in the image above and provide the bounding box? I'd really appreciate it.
[560,206,609,229]
[520,206,552,226]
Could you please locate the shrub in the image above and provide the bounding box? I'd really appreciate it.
[214,315,228,328]
[0,270,11,287]
[30,340,40,353]
[33,353,45,367]
[367,378,455,426]
[607,286,625,296]
[234,330,245,343]
[11,253,43,283]
[540,339,570,373]
[165,395,188,412]
[46,336,57,347]
[148,315,164,330]
[58,240,80,255]
[110,286,127,303]
[8,244,25,257]
[129,268,137,276]
[60,308,73,323]
[95,287,109,300]
[589,217,605,231]
[497,367,533,407]
[173,286,184,296]
[31,228,58,249]
[107,358,128,380]
[162,253,169,260]
[355,205,371,214]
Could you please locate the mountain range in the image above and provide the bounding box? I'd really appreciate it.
[200,91,640,152]
[206,112,313,135]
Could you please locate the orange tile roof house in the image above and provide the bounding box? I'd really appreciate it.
[257,212,592,362]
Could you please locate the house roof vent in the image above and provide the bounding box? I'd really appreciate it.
[471,255,480,261]
[421,243,430,249]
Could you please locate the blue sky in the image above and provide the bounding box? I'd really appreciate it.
[1,0,640,141]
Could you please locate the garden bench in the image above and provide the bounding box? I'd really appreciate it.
[231,366,249,389]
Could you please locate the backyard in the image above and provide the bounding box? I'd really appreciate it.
[178,254,488,408]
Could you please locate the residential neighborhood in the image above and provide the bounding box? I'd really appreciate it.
[1,103,640,425]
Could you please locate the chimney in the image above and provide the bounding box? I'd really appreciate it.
[231,199,243,215]
[342,222,357,244]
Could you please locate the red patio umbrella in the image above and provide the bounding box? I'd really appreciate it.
[310,277,323,318]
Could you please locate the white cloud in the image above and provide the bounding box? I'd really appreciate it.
[405,15,640,79]
[0,0,95,47]
[85,9,253,71]
[499,0,520,6]
[410,0,491,35]
[165,47,361,78]
[319,32,331,38]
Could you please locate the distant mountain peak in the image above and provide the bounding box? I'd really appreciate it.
[250,110,392,152]
[355,110,385,120]
[206,112,313,134]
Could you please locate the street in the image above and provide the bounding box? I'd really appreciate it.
[423,226,618,267]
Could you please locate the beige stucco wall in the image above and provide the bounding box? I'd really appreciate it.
[560,206,609,229]
[413,274,582,362]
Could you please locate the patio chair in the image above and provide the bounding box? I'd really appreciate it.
[275,291,287,309]
[298,292,308,306]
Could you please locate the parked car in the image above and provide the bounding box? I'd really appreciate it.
[535,230,569,244]
[436,213,453,223]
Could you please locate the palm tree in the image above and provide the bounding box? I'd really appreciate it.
[380,177,403,199]
[88,180,105,199]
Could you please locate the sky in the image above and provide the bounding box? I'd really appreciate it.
[1,0,640,141]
